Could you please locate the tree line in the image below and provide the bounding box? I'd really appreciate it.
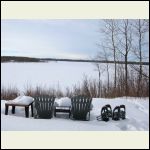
[94,19,149,97]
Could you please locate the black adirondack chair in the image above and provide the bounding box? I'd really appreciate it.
[70,95,92,121]
[34,95,55,119]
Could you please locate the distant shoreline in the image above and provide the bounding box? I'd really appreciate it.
[1,56,149,65]
[1,56,43,63]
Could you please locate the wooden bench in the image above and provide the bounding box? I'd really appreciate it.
[54,106,71,118]
[5,102,34,118]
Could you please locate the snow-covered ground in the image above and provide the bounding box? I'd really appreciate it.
[1,97,149,131]
[1,63,149,131]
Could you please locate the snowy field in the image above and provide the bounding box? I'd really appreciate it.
[1,97,149,131]
[1,62,104,91]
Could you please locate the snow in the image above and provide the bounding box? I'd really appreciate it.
[55,97,71,107]
[1,97,149,131]
[6,96,34,105]
[55,97,93,109]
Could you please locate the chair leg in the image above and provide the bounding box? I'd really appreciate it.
[12,106,15,114]
[5,105,9,115]
[89,111,90,120]
[54,108,56,117]
[25,106,29,118]
[69,107,71,118]
[31,103,34,117]
[69,109,71,118]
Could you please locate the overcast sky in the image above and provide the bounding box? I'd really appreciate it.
[2,19,149,61]
[2,19,101,59]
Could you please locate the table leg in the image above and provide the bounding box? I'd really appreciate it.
[5,105,9,115]
[12,106,15,114]
[69,107,71,118]
[31,103,34,117]
[25,106,29,118]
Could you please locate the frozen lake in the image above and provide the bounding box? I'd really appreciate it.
[1,62,108,92]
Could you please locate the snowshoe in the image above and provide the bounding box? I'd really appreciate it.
[105,104,112,117]
[112,106,120,121]
[101,106,109,122]
[120,105,126,119]
[96,106,109,122]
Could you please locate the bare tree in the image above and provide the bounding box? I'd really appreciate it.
[95,64,105,97]
[97,19,119,96]
[132,19,149,96]
[96,45,110,94]
[81,75,91,97]
[94,19,149,98]
[118,19,133,96]
[89,79,97,98]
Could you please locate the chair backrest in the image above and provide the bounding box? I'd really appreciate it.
[71,95,92,120]
[34,95,55,119]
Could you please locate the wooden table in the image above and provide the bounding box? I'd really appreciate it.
[5,102,34,118]
[54,106,71,118]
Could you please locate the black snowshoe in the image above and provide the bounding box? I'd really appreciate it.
[97,104,126,122]
[119,105,126,119]
[112,106,120,121]
[97,106,109,122]
[105,104,112,117]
